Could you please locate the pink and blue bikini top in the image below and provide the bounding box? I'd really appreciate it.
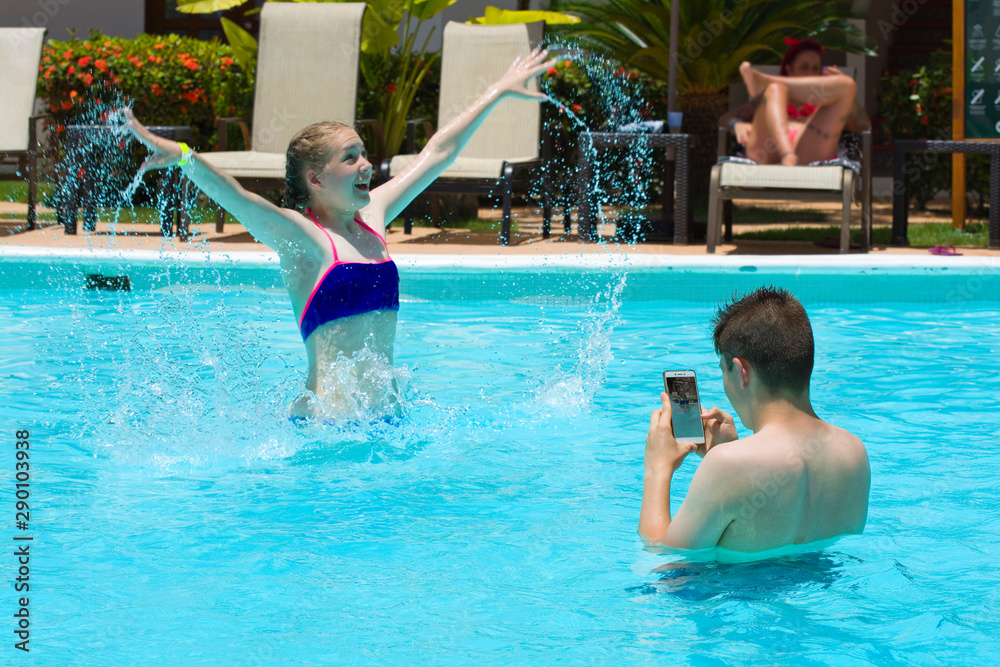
[298,208,399,341]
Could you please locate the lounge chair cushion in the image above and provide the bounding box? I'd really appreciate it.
[0,28,45,152]
[387,154,538,180]
[717,163,845,191]
[198,151,285,179]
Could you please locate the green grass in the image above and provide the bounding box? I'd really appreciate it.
[390,217,521,232]
[0,206,235,226]
[688,203,831,224]
[0,180,54,203]
[734,223,988,247]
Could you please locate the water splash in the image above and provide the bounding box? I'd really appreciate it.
[534,271,628,411]
[294,346,413,424]
[539,41,662,243]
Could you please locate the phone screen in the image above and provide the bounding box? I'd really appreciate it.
[663,372,705,444]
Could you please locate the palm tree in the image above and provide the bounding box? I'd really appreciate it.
[548,0,872,204]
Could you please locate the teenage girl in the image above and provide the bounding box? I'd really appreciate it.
[125,49,555,419]
[721,38,870,166]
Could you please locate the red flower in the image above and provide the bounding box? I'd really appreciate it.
[184,60,199,71]
[69,90,78,98]
[61,100,73,110]
[570,104,582,113]
[67,65,75,75]
[104,41,112,47]
[78,56,92,67]
[922,115,930,125]
[94,59,107,72]
[221,57,233,66]
[151,83,163,96]
[55,124,65,133]
[386,83,397,93]
[181,91,199,103]
[546,67,558,77]
[563,60,572,68]
[155,43,165,49]
[63,50,73,59]
[84,73,94,86]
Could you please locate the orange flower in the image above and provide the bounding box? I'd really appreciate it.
[564,60,572,68]
[104,41,112,47]
[570,104,582,112]
[69,90,78,98]
[184,60,199,71]
[55,124,65,133]
[61,100,73,110]
[221,56,233,67]
[155,43,165,49]
[84,73,94,86]
[94,59,107,72]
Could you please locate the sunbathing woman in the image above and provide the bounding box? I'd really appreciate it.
[721,38,870,166]
[125,49,554,420]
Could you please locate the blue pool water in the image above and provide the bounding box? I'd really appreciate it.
[2,256,999,665]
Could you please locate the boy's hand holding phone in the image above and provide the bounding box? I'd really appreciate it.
[645,392,699,476]
[699,407,739,457]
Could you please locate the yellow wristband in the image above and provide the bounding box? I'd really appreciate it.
[177,142,191,166]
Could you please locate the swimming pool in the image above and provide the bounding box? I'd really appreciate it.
[2,250,999,665]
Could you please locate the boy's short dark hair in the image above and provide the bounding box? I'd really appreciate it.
[711,287,814,394]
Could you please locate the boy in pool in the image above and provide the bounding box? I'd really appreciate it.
[124,50,554,420]
[638,287,871,553]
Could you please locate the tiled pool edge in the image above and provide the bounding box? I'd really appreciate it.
[3,247,999,305]
[3,245,1000,270]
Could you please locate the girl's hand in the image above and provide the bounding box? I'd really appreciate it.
[493,48,557,102]
[733,121,752,146]
[122,108,184,174]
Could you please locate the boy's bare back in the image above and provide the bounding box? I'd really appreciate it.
[699,417,870,552]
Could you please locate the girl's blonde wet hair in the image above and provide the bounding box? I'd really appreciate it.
[282,121,355,210]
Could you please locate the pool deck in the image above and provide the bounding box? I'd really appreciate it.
[2,201,998,263]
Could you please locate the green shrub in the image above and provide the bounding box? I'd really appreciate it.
[37,32,254,151]
[878,52,988,211]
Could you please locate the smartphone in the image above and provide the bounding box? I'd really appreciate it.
[662,370,706,446]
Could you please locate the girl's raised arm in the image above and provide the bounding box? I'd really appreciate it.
[365,49,555,227]
[124,109,312,252]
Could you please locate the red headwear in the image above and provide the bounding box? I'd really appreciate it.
[780,37,825,76]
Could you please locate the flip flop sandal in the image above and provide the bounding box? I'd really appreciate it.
[928,244,962,256]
